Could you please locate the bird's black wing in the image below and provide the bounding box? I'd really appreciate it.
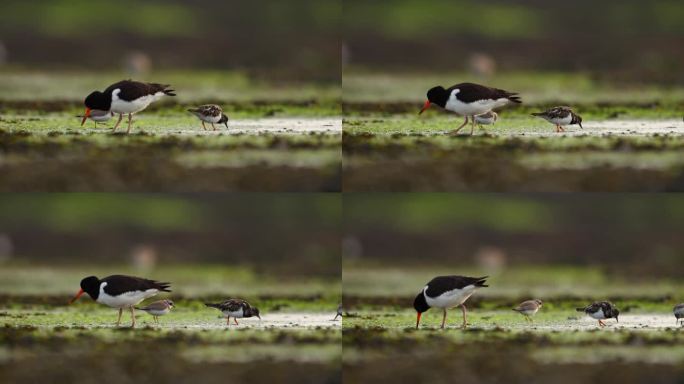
[101,275,171,296]
[448,83,520,103]
[424,275,488,298]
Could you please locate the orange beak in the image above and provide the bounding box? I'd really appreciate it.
[69,288,84,304]
[419,100,430,115]
[415,312,422,329]
[80,108,91,126]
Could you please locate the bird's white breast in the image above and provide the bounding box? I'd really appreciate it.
[587,308,606,320]
[96,282,159,308]
[519,308,539,316]
[424,285,477,309]
[545,115,573,125]
[194,112,222,123]
[111,89,162,114]
[145,308,170,316]
[445,89,509,116]
[221,308,245,318]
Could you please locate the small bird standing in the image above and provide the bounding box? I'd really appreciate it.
[531,106,583,133]
[673,303,684,326]
[576,301,619,327]
[512,299,543,322]
[414,275,488,329]
[69,275,171,328]
[77,109,113,128]
[187,104,229,131]
[136,299,175,325]
[333,304,343,321]
[419,82,520,135]
[82,80,176,134]
[473,111,498,130]
[205,299,261,326]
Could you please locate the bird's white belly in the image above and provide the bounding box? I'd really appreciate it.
[587,309,606,320]
[97,286,159,308]
[474,115,495,124]
[221,309,245,318]
[146,308,170,316]
[519,308,538,316]
[445,95,508,116]
[110,89,165,114]
[196,113,222,123]
[424,285,476,309]
[547,115,573,126]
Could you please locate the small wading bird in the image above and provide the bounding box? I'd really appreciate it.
[333,304,343,321]
[81,80,176,134]
[673,303,684,326]
[205,299,261,326]
[136,299,175,325]
[531,106,583,133]
[576,301,619,327]
[414,275,488,329]
[419,82,520,135]
[473,111,498,130]
[512,299,543,322]
[76,109,113,128]
[187,104,229,130]
[69,275,171,328]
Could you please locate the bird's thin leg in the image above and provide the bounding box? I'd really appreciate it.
[234,318,239,325]
[116,308,123,326]
[450,116,469,135]
[211,123,216,131]
[126,114,132,134]
[94,122,98,129]
[333,314,339,321]
[155,316,158,325]
[560,125,566,132]
[202,121,207,130]
[130,307,136,328]
[598,320,605,327]
[460,304,468,328]
[441,309,447,329]
[112,114,123,132]
[470,116,476,135]
[226,317,230,326]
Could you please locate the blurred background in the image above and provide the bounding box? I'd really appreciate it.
[343,0,684,104]
[343,194,684,298]
[0,0,340,82]
[0,194,341,296]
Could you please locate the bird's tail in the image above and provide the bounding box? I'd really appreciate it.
[204,303,221,309]
[150,83,176,96]
[153,281,172,292]
[506,92,522,104]
[576,307,586,312]
[531,112,545,117]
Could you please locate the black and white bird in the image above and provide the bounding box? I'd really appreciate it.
[419,83,521,135]
[187,104,229,130]
[531,106,583,133]
[673,303,684,326]
[333,303,343,321]
[473,111,498,129]
[81,80,176,134]
[136,299,175,325]
[576,301,619,327]
[69,275,171,327]
[413,275,488,329]
[512,299,543,322]
[77,109,113,128]
[205,299,261,326]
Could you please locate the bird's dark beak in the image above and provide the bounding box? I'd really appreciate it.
[80,108,91,126]
[69,289,84,304]
[224,121,229,129]
[257,314,261,320]
[615,316,619,323]
[415,312,422,329]
[579,122,583,129]
[419,100,430,115]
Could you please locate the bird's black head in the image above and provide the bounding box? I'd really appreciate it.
[219,114,229,129]
[612,308,620,322]
[413,292,430,329]
[248,307,261,319]
[69,276,100,304]
[84,91,111,111]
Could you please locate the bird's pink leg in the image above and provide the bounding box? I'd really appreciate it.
[112,114,123,132]
[202,121,207,130]
[234,318,239,325]
[116,308,123,326]
[130,307,136,328]
[226,317,230,326]
[211,123,216,131]
[450,116,469,135]
[441,309,447,329]
[461,304,468,328]
[126,114,133,134]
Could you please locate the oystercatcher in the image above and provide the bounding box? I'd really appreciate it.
[512,299,543,322]
[81,80,176,134]
[413,275,488,329]
[69,275,171,327]
[205,299,261,326]
[187,104,229,130]
[333,303,343,321]
[576,301,619,327]
[419,82,520,135]
[473,111,498,131]
[136,299,174,325]
[531,106,583,133]
[76,109,113,128]
[673,303,684,326]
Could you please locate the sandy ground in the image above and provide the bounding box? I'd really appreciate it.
[515,119,684,137]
